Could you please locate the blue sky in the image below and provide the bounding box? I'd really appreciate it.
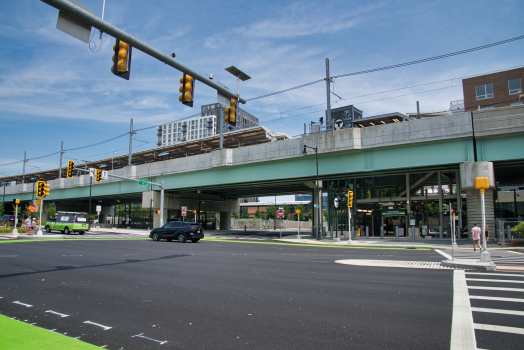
[1,0,523,180]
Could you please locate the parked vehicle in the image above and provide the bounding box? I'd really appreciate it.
[45,211,89,235]
[149,221,204,243]
[0,214,25,228]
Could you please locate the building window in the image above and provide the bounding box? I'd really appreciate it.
[509,78,522,95]
[476,83,494,100]
[510,102,523,106]
[479,106,495,110]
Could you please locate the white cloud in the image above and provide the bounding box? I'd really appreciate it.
[124,96,170,109]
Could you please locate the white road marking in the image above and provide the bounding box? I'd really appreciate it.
[450,270,477,350]
[466,272,524,277]
[63,255,82,256]
[335,259,453,269]
[132,333,168,345]
[471,307,524,316]
[474,323,524,335]
[508,251,524,255]
[434,249,452,260]
[13,301,32,307]
[45,310,69,318]
[123,254,139,256]
[469,295,524,303]
[468,286,524,292]
[0,255,18,257]
[231,254,247,255]
[83,321,112,330]
[466,278,524,284]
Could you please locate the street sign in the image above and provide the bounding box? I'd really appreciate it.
[410,219,416,226]
[89,168,95,177]
[314,204,319,208]
[157,151,169,156]
[277,209,285,218]
[138,179,149,186]
[181,207,187,217]
[101,171,108,180]
[334,119,344,130]
[295,209,301,215]
[28,205,37,213]
[334,198,339,208]
[96,205,102,214]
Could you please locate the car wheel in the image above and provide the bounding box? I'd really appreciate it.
[64,227,70,235]
[191,239,200,243]
[177,233,186,243]
[45,226,51,233]
[79,231,85,235]
[152,233,160,241]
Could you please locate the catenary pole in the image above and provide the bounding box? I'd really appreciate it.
[40,0,246,104]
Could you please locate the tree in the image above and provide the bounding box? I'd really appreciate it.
[231,212,240,219]
[23,205,32,218]
[253,209,262,219]
[46,202,56,219]
[241,208,250,219]
[265,205,276,221]
[0,201,3,216]
[283,204,291,219]
[12,204,21,215]
[511,222,524,237]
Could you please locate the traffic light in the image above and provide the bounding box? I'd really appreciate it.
[179,74,194,107]
[36,181,45,198]
[347,190,354,208]
[95,169,102,183]
[67,160,75,178]
[43,182,50,198]
[13,199,20,205]
[224,98,237,126]
[319,117,323,125]
[111,39,132,80]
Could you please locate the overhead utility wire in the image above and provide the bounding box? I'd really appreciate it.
[247,34,524,102]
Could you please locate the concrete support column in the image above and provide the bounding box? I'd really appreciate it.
[220,212,231,230]
[455,170,462,239]
[313,188,320,238]
[438,171,443,239]
[406,173,411,239]
[460,161,496,241]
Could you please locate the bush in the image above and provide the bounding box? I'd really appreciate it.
[0,227,28,234]
[511,222,524,237]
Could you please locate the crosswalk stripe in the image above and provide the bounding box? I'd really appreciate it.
[466,278,524,284]
[466,272,524,278]
[469,295,524,303]
[471,307,524,316]
[508,251,524,255]
[474,323,524,335]
[468,286,524,292]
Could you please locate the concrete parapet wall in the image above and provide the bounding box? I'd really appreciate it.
[473,104,524,138]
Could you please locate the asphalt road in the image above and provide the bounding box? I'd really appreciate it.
[0,239,515,349]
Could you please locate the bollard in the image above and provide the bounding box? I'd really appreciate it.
[380,226,384,239]
[507,225,511,246]
[395,226,399,240]
[366,226,369,239]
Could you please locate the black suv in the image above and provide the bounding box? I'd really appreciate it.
[149,221,204,243]
[0,214,25,227]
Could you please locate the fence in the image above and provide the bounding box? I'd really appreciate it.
[232,218,318,230]
[495,217,524,245]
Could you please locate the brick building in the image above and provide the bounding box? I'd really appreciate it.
[462,67,524,112]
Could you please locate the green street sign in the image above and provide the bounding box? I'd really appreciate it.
[157,151,169,156]
[314,204,319,208]
[138,179,149,186]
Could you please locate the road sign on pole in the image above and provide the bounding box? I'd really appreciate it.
[277,209,285,218]
[138,179,149,186]
[181,207,187,217]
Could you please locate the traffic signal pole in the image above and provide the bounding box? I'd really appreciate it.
[40,0,246,104]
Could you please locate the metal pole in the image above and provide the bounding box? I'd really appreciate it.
[59,141,64,178]
[325,58,332,130]
[88,176,92,231]
[40,0,246,104]
[12,203,19,234]
[348,210,352,244]
[514,189,518,217]
[37,198,43,235]
[219,107,224,150]
[22,151,27,184]
[159,181,164,227]
[456,170,462,239]
[128,118,133,166]
[480,190,491,262]
[438,171,443,239]
[316,147,321,240]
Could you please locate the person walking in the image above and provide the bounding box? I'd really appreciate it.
[25,217,31,234]
[472,223,482,252]
[31,218,37,234]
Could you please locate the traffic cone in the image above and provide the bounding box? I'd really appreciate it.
[511,233,514,246]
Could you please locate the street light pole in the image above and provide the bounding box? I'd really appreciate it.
[304,145,321,240]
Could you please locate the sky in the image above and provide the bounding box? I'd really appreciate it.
[1,0,523,185]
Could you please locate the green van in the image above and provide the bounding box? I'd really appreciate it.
[45,211,89,235]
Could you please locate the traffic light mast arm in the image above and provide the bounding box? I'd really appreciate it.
[41,0,246,104]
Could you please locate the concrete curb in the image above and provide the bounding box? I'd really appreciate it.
[441,259,497,271]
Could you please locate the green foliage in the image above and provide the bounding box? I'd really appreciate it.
[0,227,28,234]
[511,222,524,237]
[265,205,276,220]
[0,201,3,216]
[240,208,250,219]
[12,204,21,215]
[23,205,32,218]
[253,209,262,219]
[46,202,56,219]
[231,212,240,219]
[283,204,291,219]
